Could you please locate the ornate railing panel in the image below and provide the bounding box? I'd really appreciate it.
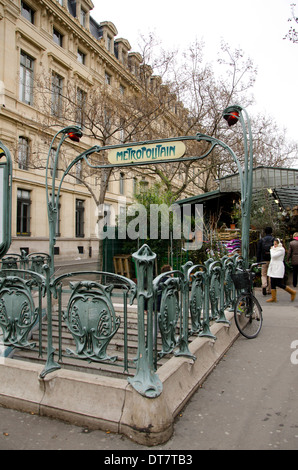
[40,270,136,378]
[189,266,205,334]
[188,263,216,340]
[128,245,163,398]
[1,252,51,274]
[0,270,45,352]
[1,254,24,270]
[153,273,181,357]
[208,259,222,321]
[28,253,51,275]
[223,255,236,311]
[63,281,121,362]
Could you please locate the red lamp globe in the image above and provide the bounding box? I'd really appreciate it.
[223,110,240,127]
[67,130,83,142]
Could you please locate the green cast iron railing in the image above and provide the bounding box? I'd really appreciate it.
[0,104,254,397]
[0,252,51,273]
[0,269,46,357]
[0,246,244,398]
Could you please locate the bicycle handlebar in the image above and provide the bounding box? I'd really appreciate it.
[235,262,266,274]
[247,262,266,272]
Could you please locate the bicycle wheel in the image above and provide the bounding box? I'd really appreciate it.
[234,293,263,339]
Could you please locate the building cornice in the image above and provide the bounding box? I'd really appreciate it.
[36,0,142,92]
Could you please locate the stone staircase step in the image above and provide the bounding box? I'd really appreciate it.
[12,339,169,379]
[11,300,172,378]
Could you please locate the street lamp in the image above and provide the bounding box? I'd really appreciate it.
[67,130,83,142]
[41,126,104,378]
[45,126,101,276]
[46,126,83,275]
[223,105,254,268]
[223,109,240,127]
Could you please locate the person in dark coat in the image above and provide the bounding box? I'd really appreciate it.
[257,227,274,295]
[287,232,298,288]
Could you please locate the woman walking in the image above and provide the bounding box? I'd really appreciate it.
[267,238,296,302]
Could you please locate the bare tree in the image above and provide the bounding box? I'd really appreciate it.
[132,40,277,198]
[19,34,297,267]
[284,3,298,43]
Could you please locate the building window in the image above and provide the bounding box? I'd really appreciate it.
[49,147,57,177]
[51,73,63,117]
[18,137,30,170]
[140,178,149,192]
[21,1,34,24]
[103,204,112,227]
[17,189,31,236]
[75,161,82,184]
[77,49,86,65]
[67,0,76,17]
[119,118,125,143]
[107,36,112,52]
[122,52,127,66]
[80,8,86,27]
[57,0,63,5]
[103,204,112,232]
[105,72,111,86]
[119,172,125,195]
[104,108,112,133]
[19,51,34,105]
[75,199,85,237]
[76,88,86,128]
[53,27,63,47]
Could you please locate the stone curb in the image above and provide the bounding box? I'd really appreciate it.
[0,310,238,446]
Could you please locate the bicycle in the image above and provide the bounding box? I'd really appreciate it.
[231,263,264,339]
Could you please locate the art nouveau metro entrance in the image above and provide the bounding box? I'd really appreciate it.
[0,105,256,444]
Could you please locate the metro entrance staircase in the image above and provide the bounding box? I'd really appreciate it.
[11,299,170,379]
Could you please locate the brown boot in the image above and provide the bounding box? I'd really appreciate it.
[285,286,296,302]
[266,289,277,302]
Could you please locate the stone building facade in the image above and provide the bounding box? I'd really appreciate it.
[0,0,196,265]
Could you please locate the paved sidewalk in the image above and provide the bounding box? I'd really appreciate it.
[0,287,298,450]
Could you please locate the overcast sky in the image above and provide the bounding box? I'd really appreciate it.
[92,0,298,158]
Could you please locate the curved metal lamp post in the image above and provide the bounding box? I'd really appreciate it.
[46,126,81,275]
[42,126,100,377]
[45,126,101,276]
[223,105,254,268]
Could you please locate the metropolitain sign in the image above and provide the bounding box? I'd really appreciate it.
[107,141,186,165]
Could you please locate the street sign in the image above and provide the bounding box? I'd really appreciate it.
[107,140,186,165]
[0,142,12,259]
